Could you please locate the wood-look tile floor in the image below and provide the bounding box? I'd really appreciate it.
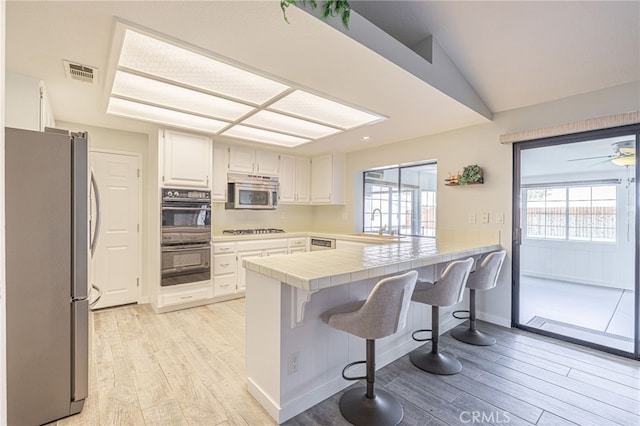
[50,300,639,426]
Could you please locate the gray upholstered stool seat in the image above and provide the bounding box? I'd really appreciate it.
[409,258,474,375]
[451,250,507,346]
[321,270,418,426]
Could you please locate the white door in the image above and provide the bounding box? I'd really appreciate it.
[90,151,140,309]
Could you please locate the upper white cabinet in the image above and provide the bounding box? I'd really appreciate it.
[311,153,345,204]
[212,143,229,202]
[161,129,212,189]
[6,72,56,131]
[279,155,310,204]
[228,145,279,176]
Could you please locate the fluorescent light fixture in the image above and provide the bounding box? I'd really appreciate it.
[119,29,289,104]
[106,24,386,148]
[242,110,341,139]
[107,97,229,133]
[269,90,383,129]
[112,71,253,121]
[222,125,310,148]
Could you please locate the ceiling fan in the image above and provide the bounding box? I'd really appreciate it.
[568,140,636,166]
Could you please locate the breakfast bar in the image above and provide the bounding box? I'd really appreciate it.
[243,235,501,423]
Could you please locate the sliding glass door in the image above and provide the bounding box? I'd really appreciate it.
[513,126,639,357]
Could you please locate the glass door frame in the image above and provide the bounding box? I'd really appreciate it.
[512,124,640,359]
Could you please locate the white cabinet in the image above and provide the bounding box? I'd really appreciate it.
[213,242,237,296]
[288,237,308,253]
[255,150,280,175]
[279,155,311,204]
[212,143,229,202]
[158,282,213,308]
[228,145,254,173]
[228,145,279,175]
[161,129,212,189]
[236,250,263,292]
[5,72,56,131]
[311,153,345,204]
[236,239,288,290]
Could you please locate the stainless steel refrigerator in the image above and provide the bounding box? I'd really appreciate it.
[5,127,89,425]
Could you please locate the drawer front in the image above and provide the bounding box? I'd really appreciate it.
[288,237,307,248]
[214,275,237,296]
[213,253,237,275]
[160,285,213,306]
[213,242,236,254]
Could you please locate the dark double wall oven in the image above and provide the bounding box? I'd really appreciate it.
[161,188,211,286]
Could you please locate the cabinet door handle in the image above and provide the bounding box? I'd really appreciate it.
[181,295,193,300]
[220,263,230,267]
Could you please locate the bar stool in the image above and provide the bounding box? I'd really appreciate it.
[451,250,506,346]
[409,258,474,375]
[320,270,418,426]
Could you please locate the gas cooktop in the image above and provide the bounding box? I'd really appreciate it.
[222,228,286,235]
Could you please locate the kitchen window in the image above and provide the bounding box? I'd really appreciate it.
[523,184,617,242]
[363,162,437,237]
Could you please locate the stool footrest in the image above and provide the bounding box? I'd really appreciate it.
[411,329,433,342]
[342,360,367,381]
[452,310,470,320]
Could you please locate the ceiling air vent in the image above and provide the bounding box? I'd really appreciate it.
[63,60,98,84]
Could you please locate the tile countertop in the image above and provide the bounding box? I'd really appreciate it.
[243,236,502,291]
[211,231,407,244]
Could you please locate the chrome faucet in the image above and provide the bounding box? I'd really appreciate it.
[371,208,385,235]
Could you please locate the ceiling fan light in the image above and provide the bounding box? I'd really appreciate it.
[611,156,636,166]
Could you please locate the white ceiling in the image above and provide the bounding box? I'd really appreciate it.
[5,1,639,155]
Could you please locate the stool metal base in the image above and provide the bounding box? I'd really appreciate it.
[450,326,497,346]
[339,387,403,426]
[409,347,462,375]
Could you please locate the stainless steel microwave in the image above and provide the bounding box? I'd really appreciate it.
[225,173,279,210]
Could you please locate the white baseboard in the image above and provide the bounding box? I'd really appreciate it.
[477,310,511,328]
[137,296,150,304]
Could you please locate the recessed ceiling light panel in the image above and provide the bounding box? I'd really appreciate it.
[222,125,310,148]
[112,71,253,121]
[119,29,289,105]
[106,24,387,148]
[269,90,384,129]
[242,110,341,139]
[107,97,229,133]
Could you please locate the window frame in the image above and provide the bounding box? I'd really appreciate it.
[362,162,437,238]
[522,180,619,243]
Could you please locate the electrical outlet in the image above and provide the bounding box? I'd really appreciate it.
[496,212,505,224]
[288,352,299,375]
[480,212,490,224]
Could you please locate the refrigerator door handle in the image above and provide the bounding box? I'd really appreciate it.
[71,299,89,403]
[90,169,101,259]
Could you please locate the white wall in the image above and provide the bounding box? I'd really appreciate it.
[316,81,640,327]
[1,1,7,423]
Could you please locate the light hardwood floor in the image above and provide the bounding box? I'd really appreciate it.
[49,300,640,426]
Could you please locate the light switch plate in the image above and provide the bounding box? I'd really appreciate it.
[480,212,490,224]
[496,212,505,224]
[468,213,476,224]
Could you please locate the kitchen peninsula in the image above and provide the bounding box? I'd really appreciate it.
[242,235,501,423]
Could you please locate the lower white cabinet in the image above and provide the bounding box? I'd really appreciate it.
[159,282,213,308]
[213,274,236,297]
[236,250,264,292]
[288,237,308,252]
